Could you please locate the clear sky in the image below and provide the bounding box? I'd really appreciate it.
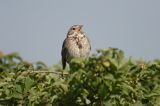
[0,0,160,66]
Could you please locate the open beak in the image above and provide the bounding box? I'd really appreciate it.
[79,25,83,28]
[77,25,83,31]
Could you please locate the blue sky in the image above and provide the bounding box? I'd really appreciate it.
[0,0,160,66]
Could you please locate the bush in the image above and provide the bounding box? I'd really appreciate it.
[0,48,160,106]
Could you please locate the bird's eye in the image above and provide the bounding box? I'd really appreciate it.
[72,28,75,30]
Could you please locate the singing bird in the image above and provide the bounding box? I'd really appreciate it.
[61,25,91,69]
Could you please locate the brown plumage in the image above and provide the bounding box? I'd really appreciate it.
[61,25,91,69]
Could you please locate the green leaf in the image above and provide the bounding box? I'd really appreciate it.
[16,85,22,93]
[24,77,34,91]
[109,58,118,69]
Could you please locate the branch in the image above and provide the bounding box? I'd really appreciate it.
[30,71,69,76]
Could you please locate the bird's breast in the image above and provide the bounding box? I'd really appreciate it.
[66,36,90,58]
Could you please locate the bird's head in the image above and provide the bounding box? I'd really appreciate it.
[67,25,83,37]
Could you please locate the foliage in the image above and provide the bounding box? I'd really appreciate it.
[0,48,160,106]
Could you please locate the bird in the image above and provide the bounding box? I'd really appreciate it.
[61,25,91,69]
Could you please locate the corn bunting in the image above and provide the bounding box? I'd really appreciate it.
[61,25,91,69]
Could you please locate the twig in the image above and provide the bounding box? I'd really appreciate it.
[29,70,69,76]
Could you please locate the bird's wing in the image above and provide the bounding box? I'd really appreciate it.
[88,37,91,50]
[61,39,67,69]
[85,35,91,50]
